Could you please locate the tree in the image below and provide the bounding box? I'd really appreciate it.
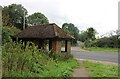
[86,27,96,41]
[62,23,79,45]
[79,31,88,42]
[79,27,96,42]
[27,12,49,26]
[79,27,97,47]
[2,4,28,30]
[62,23,79,39]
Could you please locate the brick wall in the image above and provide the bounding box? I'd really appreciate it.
[49,40,61,53]
[52,40,61,53]
[65,40,71,53]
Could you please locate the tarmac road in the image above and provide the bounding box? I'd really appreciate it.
[71,47,118,63]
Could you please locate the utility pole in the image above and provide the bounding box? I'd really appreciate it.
[23,10,25,30]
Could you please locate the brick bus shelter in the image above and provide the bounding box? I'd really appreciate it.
[14,23,73,53]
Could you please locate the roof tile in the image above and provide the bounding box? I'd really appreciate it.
[15,23,73,39]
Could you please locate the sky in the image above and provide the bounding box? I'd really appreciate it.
[0,0,119,36]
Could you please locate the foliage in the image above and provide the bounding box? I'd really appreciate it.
[2,41,47,77]
[27,12,49,26]
[46,51,73,61]
[79,31,88,42]
[2,26,21,36]
[91,35,119,48]
[2,26,21,44]
[2,41,79,77]
[86,27,96,41]
[79,27,96,43]
[84,39,91,47]
[79,27,97,47]
[83,61,118,77]
[2,4,28,30]
[62,23,79,39]
[62,23,79,46]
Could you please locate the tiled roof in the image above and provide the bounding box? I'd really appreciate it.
[15,23,73,39]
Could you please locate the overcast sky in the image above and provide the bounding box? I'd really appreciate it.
[1,0,119,36]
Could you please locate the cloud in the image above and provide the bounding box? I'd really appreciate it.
[0,0,119,35]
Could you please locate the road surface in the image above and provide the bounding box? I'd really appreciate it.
[71,47,118,63]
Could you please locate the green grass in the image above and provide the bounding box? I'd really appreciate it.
[83,61,118,77]
[41,58,80,77]
[82,47,118,53]
[9,58,80,78]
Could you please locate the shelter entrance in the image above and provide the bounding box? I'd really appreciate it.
[48,39,71,53]
[33,39,71,53]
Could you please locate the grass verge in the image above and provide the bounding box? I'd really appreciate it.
[41,58,80,77]
[8,58,80,78]
[2,41,80,78]
[82,47,118,53]
[83,61,118,77]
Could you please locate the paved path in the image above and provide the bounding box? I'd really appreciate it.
[73,67,89,78]
[71,47,118,63]
[72,60,90,77]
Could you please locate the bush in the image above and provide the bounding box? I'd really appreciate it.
[84,39,92,47]
[2,41,77,77]
[2,26,21,44]
[56,52,73,61]
[46,51,73,61]
[2,41,49,77]
[91,35,119,48]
